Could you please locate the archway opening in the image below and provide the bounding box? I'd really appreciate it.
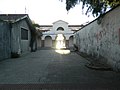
[45,36,52,47]
[69,35,74,48]
[55,34,66,49]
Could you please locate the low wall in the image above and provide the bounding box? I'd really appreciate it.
[74,6,120,71]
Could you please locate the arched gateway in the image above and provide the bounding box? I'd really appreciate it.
[44,36,52,47]
[37,20,82,48]
[69,36,74,48]
[55,34,66,49]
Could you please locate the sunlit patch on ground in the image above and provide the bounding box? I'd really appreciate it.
[55,50,70,54]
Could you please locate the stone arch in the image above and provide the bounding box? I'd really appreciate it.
[44,36,52,47]
[57,27,64,31]
[69,35,74,48]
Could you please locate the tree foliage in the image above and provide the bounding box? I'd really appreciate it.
[60,0,120,17]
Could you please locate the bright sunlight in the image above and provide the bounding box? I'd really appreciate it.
[55,34,70,54]
[55,50,70,54]
[56,34,66,49]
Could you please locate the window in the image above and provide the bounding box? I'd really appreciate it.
[21,28,28,40]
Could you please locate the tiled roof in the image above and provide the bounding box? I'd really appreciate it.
[0,14,28,21]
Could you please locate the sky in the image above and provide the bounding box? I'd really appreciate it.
[0,0,96,25]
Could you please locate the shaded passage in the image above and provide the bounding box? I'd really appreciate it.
[0,49,120,89]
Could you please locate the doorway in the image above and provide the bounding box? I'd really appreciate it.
[69,36,74,48]
[55,34,66,49]
[45,36,52,47]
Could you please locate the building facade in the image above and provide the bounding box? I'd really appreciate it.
[0,14,37,60]
[37,20,82,49]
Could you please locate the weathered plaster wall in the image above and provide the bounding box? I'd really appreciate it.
[0,21,11,60]
[20,20,31,54]
[11,20,31,55]
[74,6,120,71]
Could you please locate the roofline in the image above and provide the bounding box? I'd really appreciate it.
[39,25,83,27]
[39,25,52,27]
[52,20,68,24]
[13,15,28,23]
[68,25,83,27]
[0,14,28,22]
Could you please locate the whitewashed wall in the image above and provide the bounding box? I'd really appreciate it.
[42,20,74,40]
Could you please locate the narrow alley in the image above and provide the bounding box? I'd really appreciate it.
[0,49,120,89]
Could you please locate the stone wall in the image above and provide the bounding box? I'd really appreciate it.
[0,21,11,60]
[74,6,120,71]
